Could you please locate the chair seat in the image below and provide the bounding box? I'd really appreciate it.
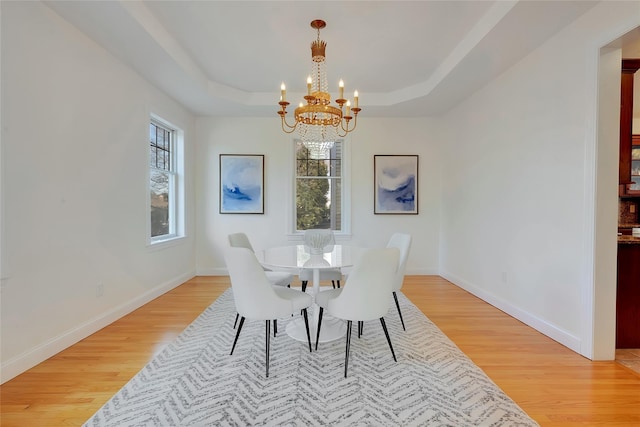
[315,288,342,308]
[265,271,294,287]
[273,287,313,313]
[299,268,342,281]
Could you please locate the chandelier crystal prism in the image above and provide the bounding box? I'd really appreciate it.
[278,19,361,159]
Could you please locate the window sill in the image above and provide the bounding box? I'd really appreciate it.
[147,235,187,251]
[286,232,352,242]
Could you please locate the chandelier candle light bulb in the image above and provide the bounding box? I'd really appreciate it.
[280,83,286,102]
[277,19,361,158]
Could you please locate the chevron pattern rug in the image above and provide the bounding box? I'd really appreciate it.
[84,288,538,426]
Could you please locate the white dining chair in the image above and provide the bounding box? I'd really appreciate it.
[228,232,294,288]
[386,233,412,331]
[314,247,400,377]
[225,246,313,377]
[228,232,295,331]
[299,229,342,291]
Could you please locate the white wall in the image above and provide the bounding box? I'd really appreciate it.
[439,1,640,358]
[194,117,442,276]
[1,2,197,382]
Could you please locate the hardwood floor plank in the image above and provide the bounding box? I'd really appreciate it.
[1,275,639,426]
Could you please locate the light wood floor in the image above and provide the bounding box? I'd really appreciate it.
[1,275,639,426]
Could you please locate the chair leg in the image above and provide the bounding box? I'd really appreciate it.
[380,317,397,362]
[332,280,336,289]
[302,308,312,352]
[230,316,245,355]
[301,281,308,292]
[358,321,364,338]
[393,291,406,331]
[273,319,277,337]
[265,320,271,377]
[345,320,353,378]
[315,307,324,351]
[337,280,341,289]
[233,313,239,329]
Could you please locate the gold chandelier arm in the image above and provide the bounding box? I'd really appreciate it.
[280,115,298,133]
[337,115,358,137]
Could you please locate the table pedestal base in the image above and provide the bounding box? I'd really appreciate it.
[286,316,346,344]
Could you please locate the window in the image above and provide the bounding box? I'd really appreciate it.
[295,140,347,232]
[149,117,183,243]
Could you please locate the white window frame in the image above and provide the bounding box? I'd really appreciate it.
[147,114,185,246]
[287,138,351,239]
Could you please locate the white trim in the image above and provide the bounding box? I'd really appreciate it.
[147,114,186,247]
[579,37,601,361]
[582,17,640,361]
[0,2,5,307]
[195,267,229,276]
[341,135,352,236]
[145,235,188,251]
[408,268,439,276]
[196,268,435,277]
[441,271,582,353]
[0,271,195,384]
[285,140,294,233]
[288,138,352,235]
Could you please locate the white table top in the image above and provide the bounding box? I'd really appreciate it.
[256,244,366,270]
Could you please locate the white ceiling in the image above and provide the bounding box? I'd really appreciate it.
[44,1,626,118]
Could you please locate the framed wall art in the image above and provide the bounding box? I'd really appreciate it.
[219,154,264,214]
[374,155,418,214]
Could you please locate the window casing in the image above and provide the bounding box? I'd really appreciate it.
[294,139,350,234]
[148,117,183,244]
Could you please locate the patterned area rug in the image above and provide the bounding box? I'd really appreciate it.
[84,288,538,426]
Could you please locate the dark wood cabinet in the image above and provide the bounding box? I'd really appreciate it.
[617,60,640,349]
[630,135,640,195]
[616,242,640,348]
[620,60,640,197]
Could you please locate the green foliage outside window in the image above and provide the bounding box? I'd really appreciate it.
[296,145,331,230]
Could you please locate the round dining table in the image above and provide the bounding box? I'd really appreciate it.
[255,244,366,344]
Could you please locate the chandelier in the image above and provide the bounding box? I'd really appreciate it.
[278,19,361,159]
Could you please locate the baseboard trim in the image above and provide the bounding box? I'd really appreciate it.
[407,268,439,276]
[1,271,195,384]
[195,267,439,276]
[195,267,228,276]
[440,271,582,354]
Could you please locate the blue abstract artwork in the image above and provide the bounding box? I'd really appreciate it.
[374,155,418,214]
[220,154,264,214]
